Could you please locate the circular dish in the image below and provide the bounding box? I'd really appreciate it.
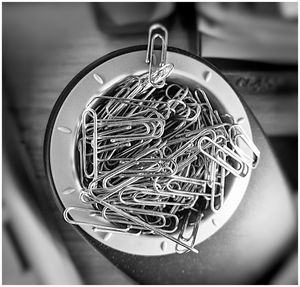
[45,46,252,256]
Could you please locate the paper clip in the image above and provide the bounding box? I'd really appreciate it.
[198,136,249,177]
[145,24,170,88]
[229,124,260,169]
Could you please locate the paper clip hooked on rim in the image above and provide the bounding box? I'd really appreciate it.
[145,24,172,88]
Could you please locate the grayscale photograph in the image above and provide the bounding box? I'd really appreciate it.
[2,1,298,285]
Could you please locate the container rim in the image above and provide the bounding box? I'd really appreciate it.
[44,45,250,256]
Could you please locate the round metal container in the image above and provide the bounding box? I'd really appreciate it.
[44,46,252,256]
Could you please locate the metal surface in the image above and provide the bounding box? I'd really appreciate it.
[47,48,254,256]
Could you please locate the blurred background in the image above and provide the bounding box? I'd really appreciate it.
[2,2,298,284]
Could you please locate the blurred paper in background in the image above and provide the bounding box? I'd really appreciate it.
[197,2,298,63]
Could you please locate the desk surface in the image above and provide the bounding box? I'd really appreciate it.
[2,3,189,284]
[2,3,297,284]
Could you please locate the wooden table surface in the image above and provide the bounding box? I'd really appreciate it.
[2,3,297,284]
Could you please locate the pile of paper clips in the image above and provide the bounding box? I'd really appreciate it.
[63,63,260,254]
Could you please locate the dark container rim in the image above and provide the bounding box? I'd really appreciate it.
[43,44,246,254]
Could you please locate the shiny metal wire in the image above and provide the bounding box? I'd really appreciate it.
[63,24,260,254]
[66,73,260,254]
